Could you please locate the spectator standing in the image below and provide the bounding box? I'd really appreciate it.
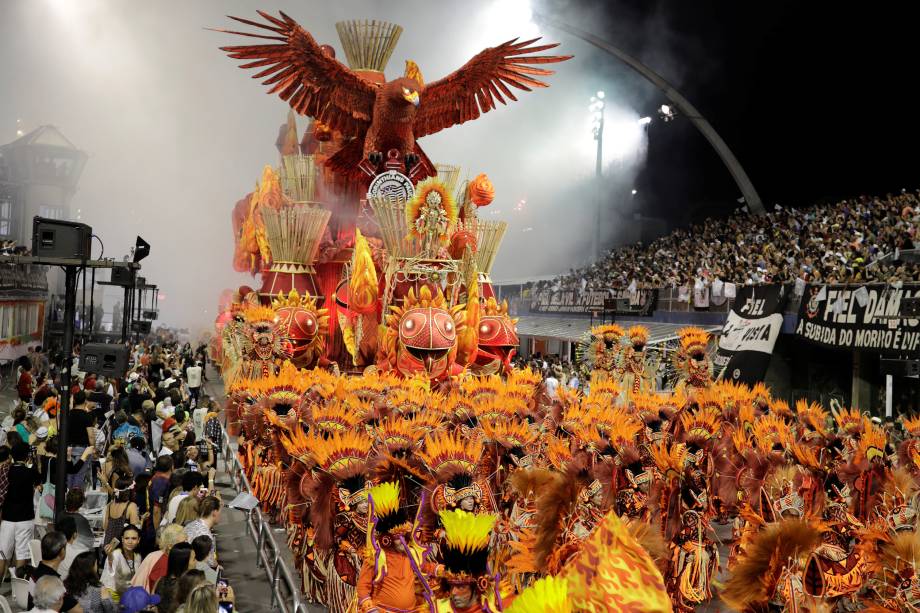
[149,456,174,527]
[185,361,202,407]
[0,446,10,510]
[173,570,208,613]
[162,471,203,526]
[16,359,34,403]
[153,542,195,613]
[28,531,82,613]
[66,390,96,489]
[132,524,186,593]
[183,496,220,569]
[89,380,113,425]
[0,443,41,580]
[127,436,151,477]
[102,477,141,552]
[65,550,116,613]
[102,524,144,599]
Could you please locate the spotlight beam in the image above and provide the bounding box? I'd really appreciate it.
[535,13,765,214]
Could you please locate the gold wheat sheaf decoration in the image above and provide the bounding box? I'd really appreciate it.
[261,205,331,270]
[475,220,507,276]
[280,154,317,203]
[335,20,403,73]
[369,196,415,258]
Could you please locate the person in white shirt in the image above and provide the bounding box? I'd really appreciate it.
[544,374,559,400]
[185,362,203,407]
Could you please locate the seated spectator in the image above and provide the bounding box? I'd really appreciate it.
[132,524,187,593]
[60,488,96,550]
[127,436,151,477]
[174,496,201,527]
[190,536,217,583]
[153,542,195,613]
[162,471,203,526]
[31,575,68,613]
[64,550,115,613]
[173,569,207,613]
[11,405,32,443]
[55,515,90,579]
[183,497,220,569]
[102,524,144,599]
[102,477,141,551]
[28,531,81,613]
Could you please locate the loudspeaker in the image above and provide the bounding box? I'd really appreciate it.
[142,310,158,320]
[881,358,920,377]
[131,320,152,334]
[110,267,136,287]
[80,343,129,378]
[31,217,93,259]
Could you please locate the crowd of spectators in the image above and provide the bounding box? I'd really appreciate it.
[534,190,920,295]
[0,341,232,613]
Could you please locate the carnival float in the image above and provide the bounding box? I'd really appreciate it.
[206,11,918,613]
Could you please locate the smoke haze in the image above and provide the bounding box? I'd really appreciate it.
[0,0,687,334]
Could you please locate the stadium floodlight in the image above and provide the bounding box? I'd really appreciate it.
[631,189,638,195]
[596,90,605,99]
[638,116,652,125]
[658,104,675,122]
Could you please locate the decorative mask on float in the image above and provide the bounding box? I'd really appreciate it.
[471,297,519,376]
[240,304,285,362]
[271,290,329,369]
[382,285,465,380]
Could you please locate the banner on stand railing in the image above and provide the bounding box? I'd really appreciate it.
[715,284,786,384]
[795,283,920,356]
[529,288,657,315]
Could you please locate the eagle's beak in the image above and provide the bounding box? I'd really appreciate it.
[405,91,420,107]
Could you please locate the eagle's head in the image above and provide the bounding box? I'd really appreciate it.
[385,77,421,109]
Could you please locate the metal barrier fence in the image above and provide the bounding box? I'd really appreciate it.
[219,422,313,613]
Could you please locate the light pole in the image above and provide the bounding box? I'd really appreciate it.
[590,91,606,260]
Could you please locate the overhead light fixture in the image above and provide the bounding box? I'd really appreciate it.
[638,116,652,125]
[596,90,605,99]
[631,189,638,195]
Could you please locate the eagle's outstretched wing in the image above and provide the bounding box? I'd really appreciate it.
[215,11,377,138]
[413,38,572,139]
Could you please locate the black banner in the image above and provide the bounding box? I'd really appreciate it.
[715,284,786,385]
[795,283,920,356]
[530,289,657,315]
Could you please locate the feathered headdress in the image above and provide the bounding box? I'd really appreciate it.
[903,415,920,437]
[648,442,689,482]
[591,323,624,339]
[834,407,865,435]
[311,399,366,434]
[505,576,572,613]
[796,399,829,437]
[677,326,710,354]
[418,430,483,479]
[857,424,888,463]
[480,419,538,450]
[438,510,497,583]
[626,325,649,347]
[241,304,278,324]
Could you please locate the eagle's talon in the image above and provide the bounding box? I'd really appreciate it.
[405,153,419,170]
[368,151,383,167]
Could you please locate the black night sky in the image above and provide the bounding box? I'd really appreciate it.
[560,0,920,221]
